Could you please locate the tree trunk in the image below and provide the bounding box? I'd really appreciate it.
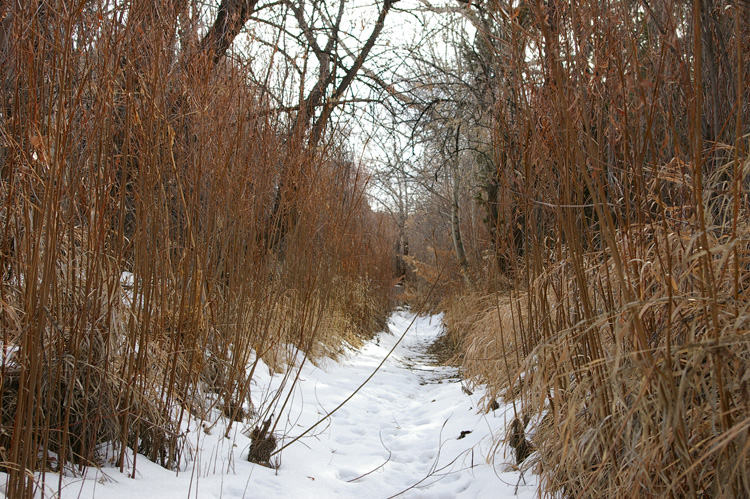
[450,159,469,280]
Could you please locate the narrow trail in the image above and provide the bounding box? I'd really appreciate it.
[241,310,538,498]
[57,310,537,498]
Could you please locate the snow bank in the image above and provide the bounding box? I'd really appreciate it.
[9,310,537,498]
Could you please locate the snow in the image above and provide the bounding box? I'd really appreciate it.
[11,309,537,498]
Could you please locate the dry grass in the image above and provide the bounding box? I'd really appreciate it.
[450,212,750,497]
[523,219,750,497]
[444,1,750,497]
[0,2,393,496]
[443,291,528,406]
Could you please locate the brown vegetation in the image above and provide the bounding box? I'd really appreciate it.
[438,0,750,497]
[3,0,749,497]
[0,2,392,496]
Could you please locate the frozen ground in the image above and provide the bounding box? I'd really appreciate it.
[18,310,537,498]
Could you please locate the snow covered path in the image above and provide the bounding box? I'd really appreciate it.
[51,310,537,498]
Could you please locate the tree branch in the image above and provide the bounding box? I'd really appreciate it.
[309,0,400,144]
[200,0,260,65]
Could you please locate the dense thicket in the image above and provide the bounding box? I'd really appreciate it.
[0,2,392,496]
[3,0,749,496]
[439,0,750,496]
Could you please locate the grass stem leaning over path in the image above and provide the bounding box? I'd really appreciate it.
[271,263,448,457]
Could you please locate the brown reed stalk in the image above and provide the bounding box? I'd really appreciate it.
[0,2,393,496]
[448,1,750,496]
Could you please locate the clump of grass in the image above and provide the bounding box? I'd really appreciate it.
[519,216,750,497]
[443,291,529,408]
[247,417,276,467]
[452,184,750,496]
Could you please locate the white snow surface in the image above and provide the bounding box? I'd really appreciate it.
[19,310,538,498]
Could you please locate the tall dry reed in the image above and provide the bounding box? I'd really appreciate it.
[451,1,750,496]
[0,2,392,496]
